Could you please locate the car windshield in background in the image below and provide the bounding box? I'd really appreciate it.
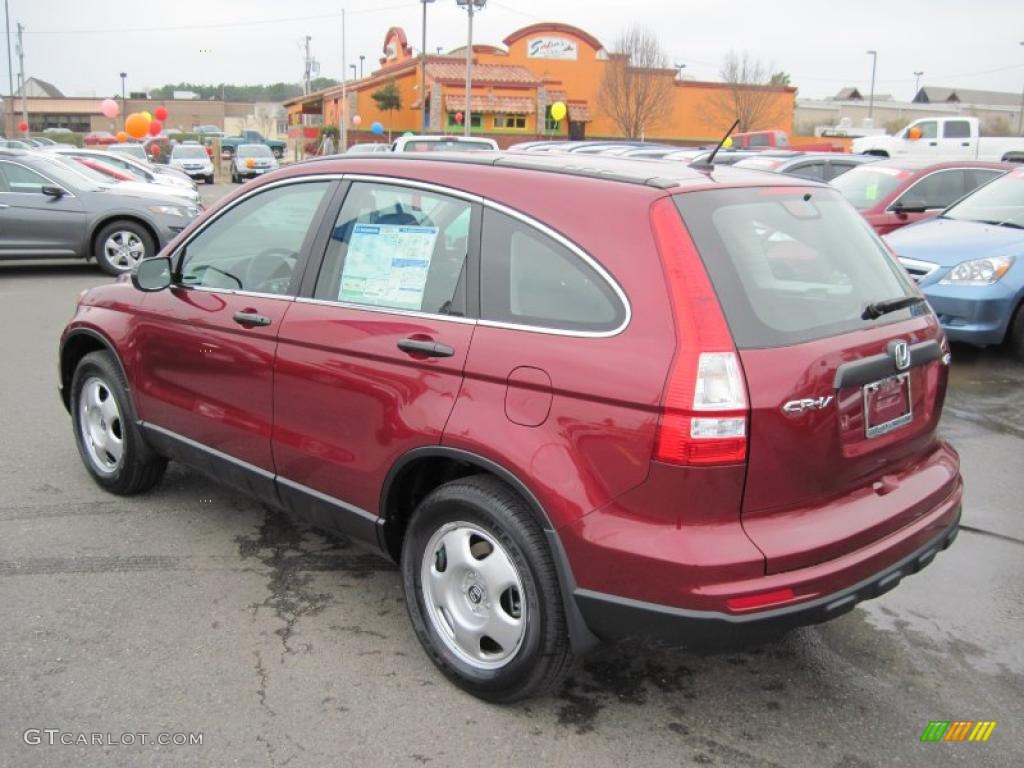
[403,140,493,152]
[237,145,273,158]
[108,144,147,159]
[942,169,1024,229]
[831,166,912,209]
[172,146,208,159]
[674,187,916,348]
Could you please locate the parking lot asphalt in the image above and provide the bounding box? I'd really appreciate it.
[1,199,1022,766]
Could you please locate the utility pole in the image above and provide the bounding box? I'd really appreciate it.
[16,21,25,133]
[303,36,312,95]
[458,0,485,137]
[421,0,435,131]
[4,0,12,99]
[359,54,365,78]
[1018,42,1024,136]
[866,49,878,122]
[120,72,127,130]
[340,9,347,151]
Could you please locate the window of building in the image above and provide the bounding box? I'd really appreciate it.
[544,105,562,132]
[494,114,527,129]
[447,112,481,128]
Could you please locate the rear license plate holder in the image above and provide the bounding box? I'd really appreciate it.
[863,372,912,439]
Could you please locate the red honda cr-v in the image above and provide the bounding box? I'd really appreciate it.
[59,152,962,702]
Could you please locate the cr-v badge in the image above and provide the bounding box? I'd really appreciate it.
[782,395,834,414]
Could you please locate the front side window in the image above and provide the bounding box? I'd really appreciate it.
[910,121,937,139]
[178,182,330,295]
[480,209,625,333]
[899,170,966,209]
[314,182,472,315]
[0,161,51,193]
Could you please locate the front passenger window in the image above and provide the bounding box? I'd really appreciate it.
[178,181,330,295]
[899,170,965,209]
[0,161,49,193]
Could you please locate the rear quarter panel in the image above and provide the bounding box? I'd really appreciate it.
[442,179,677,529]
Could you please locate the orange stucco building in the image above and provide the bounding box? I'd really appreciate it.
[285,22,796,147]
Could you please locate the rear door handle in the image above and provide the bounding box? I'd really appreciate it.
[0,204,8,209]
[928,141,937,146]
[232,311,272,327]
[961,142,970,147]
[397,337,455,358]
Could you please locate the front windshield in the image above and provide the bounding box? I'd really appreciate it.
[943,169,1023,228]
[832,166,912,209]
[238,145,272,158]
[173,146,208,159]
[64,158,117,183]
[35,155,105,192]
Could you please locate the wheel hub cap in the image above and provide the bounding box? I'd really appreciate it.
[78,376,124,474]
[421,522,526,670]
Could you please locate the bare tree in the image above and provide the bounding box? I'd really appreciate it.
[596,27,675,139]
[703,51,790,132]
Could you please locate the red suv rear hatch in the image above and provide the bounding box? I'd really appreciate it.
[672,186,958,574]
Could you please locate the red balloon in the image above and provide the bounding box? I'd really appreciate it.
[154,106,168,121]
[455,111,464,124]
[150,145,161,156]
[148,120,163,137]
[17,120,28,132]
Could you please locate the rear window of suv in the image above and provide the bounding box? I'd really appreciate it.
[673,187,918,348]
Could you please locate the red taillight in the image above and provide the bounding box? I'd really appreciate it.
[650,197,748,466]
[725,588,796,612]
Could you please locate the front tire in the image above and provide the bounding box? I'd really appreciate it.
[204,174,214,184]
[70,351,166,494]
[1008,300,1024,361]
[93,220,156,276]
[401,475,574,703]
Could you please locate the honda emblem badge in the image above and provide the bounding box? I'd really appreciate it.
[890,339,911,371]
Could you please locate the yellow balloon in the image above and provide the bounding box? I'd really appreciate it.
[550,101,567,122]
[142,111,152,121]
[723,137,734,148]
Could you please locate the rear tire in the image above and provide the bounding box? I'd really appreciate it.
[204,174,214,184]
[272,147,283,159]
[401,475,574,703]
[70,351,166,495]
[1008,301,1024,361]
[93,220,156,276]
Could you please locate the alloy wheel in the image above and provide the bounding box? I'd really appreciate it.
[78,376,124,474]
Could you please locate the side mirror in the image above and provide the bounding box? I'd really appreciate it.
[41,185,66,198]
[131,256,172,292]
[892,199,928,215]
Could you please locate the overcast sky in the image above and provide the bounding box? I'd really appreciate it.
[5,0,1023,102]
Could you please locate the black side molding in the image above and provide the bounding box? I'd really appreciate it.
[833,339,941,390]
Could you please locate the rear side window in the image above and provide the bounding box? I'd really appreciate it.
[674,188,917,348]
[787,161,825,181]
[833,166,912,209]
[480,209,625,333]
[943,120,971,139]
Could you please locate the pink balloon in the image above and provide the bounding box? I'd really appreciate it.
[352,114,362,126]
[100,98,119,119]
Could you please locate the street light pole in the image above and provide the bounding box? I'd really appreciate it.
[866,50,877,121]
[359,54,365,78]
[458,0,485,138]
[340,8,347,152]
[420,0,435,131]
[1018,42,1024,136]
[120,72,127,130]
[913,70,923,98]
[4,0,13,98]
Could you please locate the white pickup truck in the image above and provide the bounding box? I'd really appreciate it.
[852,117,1024,163]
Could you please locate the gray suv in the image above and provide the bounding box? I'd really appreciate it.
[0,149,199,274]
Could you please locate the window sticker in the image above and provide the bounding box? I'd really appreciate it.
[864,181,880,201]
[339,223,439,310]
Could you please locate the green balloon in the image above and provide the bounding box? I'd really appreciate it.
[403,131,414,137]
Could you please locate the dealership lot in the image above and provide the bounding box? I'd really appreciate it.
[0,239,1021,767]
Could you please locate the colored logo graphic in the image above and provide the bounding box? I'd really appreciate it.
[921,721,997,742]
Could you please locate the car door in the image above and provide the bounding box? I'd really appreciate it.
[905,120,938,157]
[271,180,477,542]
[940,119,975,157]
[132,179,337,494]
[0,159,86,257]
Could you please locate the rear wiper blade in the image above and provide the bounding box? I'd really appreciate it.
[861,295,925,320]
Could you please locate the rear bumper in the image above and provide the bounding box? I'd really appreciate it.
[575,505,960,644]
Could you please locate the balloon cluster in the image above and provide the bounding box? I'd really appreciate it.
[113,105,169,140]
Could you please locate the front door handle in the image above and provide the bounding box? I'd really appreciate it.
[232,311,271,327]
[0,203,8,209]
[928,141,937,147]
[961,142,970,147]
[397,337,455,358]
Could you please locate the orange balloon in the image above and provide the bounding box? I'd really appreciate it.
[116,131,129,143]
[908,126,922,140]
[125,112,150,139]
